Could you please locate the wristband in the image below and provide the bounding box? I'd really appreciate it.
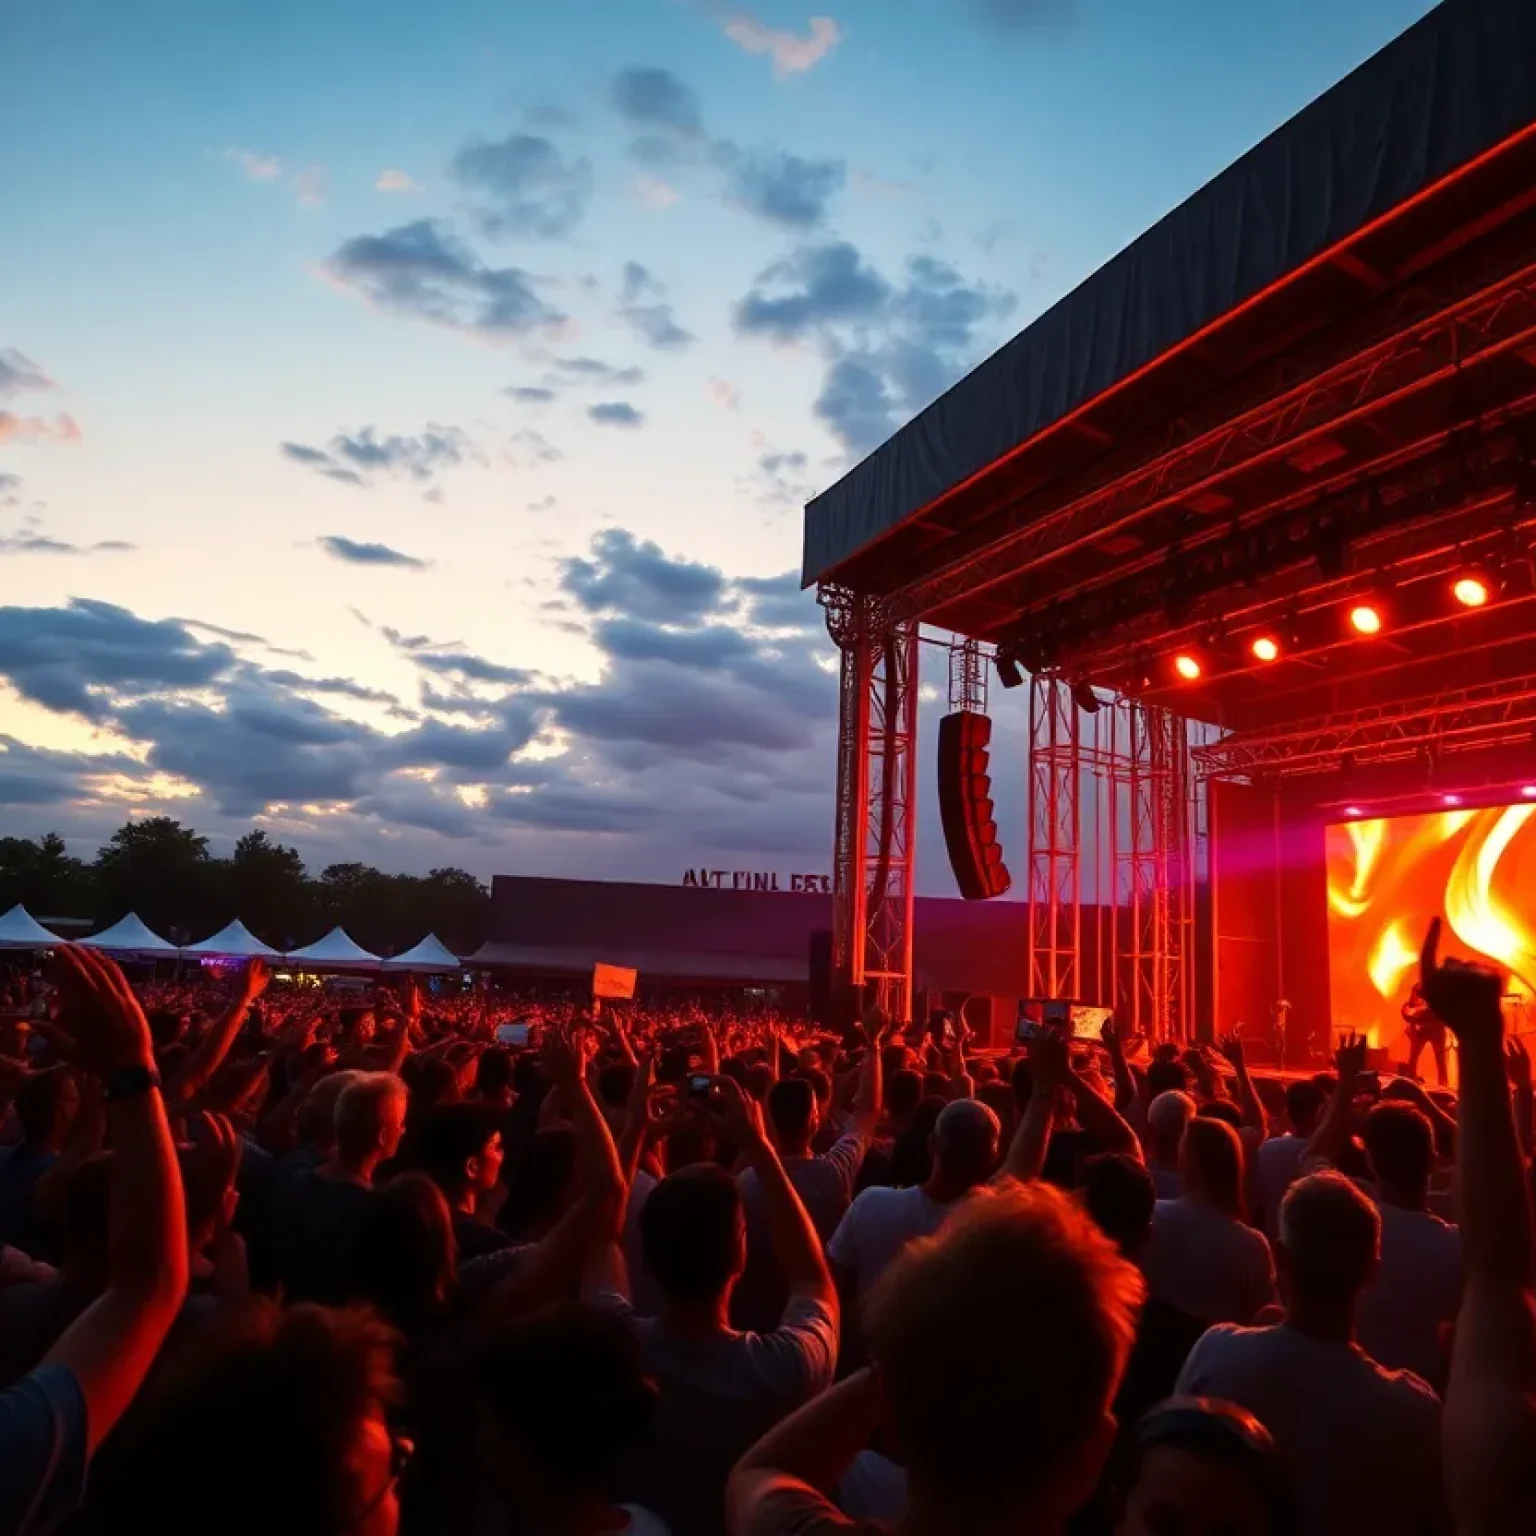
[105,1064,162,1102]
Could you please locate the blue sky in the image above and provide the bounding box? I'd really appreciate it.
[0,0,1437,887]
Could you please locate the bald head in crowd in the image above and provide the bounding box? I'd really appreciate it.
[930,1097,1002,1193]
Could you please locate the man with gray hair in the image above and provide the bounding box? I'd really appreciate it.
[1145,1089,1196,1198]
[277,1071,409,1304]
[828,1098,1001,1304]
[1175,1170,1445,1536]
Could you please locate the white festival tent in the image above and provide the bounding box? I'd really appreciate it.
[285,926,383,971]
[384,934,463,972]
[0,904,63,950]
[79,912,180,956]
[186,919,281,961]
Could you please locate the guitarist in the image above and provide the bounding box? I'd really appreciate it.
[1401,982,1449,1086]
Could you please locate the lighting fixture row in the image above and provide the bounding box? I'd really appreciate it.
[1167,565,1499,683]
[1342,784,1536,817]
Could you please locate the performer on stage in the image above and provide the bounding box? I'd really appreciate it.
[1401,983,1448,1086]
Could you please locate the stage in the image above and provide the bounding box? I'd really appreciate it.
[800,0,1536,1062]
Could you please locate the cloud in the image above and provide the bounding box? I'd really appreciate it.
[505,385,556,404]
[0,473,21,507]
[559,528,726,624]
[748,448,817,510]
[588,401,645,429]
[0,349,54,397]
[0,412,82,445]
[735,241,1015,453]
[225,146,282,182]
[450,133,593,240]
[293,165,328,207]
[508,429,562,466]
[732,241,890,340]
[281,424,478,488]
[611,66,705,139]
[375,168,422,193]
[0,532,135,556]
[318,536,431,570]
[716,12,843,76]
[323,220,566,340]
[724,147,845,227]
[618,262,694,352]
[551,357,645,387]
[635,174,681,210]
[708,377,741,411]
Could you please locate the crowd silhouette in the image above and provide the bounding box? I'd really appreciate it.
[0,918,1531,1535]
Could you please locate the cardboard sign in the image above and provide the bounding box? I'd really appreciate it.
[593,962,638,1001]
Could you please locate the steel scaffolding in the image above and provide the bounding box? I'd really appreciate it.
[821,585,919,1022]
[1027,678,1197,1041]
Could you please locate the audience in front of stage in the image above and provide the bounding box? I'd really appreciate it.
[0,923,1534,1536]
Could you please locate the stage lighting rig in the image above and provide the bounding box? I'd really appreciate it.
[994,648,1024,690]
[1347,601,1384,636]
[1250,634,1282,663]
[1173,652,1203,682]
[1070,679,1102,715]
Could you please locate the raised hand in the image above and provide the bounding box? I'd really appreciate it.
[1216,1032,1246,1071]
[186,1110,242,1232]
[1334,1029,1369,1088]
[1027,1026,1072,1093]
[544,1024,587,1090]
[1099,1015,1123,1055]
[1420,916,1504,1047]
[708,1072,768,1153]
[51,946,155,1077]
[239,957,271,1003]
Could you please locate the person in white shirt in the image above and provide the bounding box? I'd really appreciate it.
[1140,1115,1275,1326]
[1252,1077,1326,1237]
[1357,1100,1461,1390]
[1144,1090,1195,1200]
[826,1097,1000,1303]
[1176,1171,1447,1536]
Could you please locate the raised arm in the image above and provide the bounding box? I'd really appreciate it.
[715,1074,835,1313]
[1419,919,1536,1535]
[1217,1033,1269,1141]
[848,1010,887,1138]
[996,1031,1062,1185]
[163,958,269,1114]
[1100,1016,1138,1116]
[1304,1031,1367,1169]
[486,1026,626,1315]
[42,947,189,1454]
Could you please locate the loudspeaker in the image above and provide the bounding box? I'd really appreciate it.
[937,710,1011,900]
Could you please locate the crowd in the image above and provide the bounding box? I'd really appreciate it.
[0,918,1532,1535]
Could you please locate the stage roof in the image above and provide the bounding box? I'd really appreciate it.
[804,0,1536,602]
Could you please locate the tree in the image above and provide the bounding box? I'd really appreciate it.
[0,832,95,919]
[94,817,210,936]
[225,830,310,947]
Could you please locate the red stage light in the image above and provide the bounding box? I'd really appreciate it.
[1173,653,1202,681]
[1344,805,1363,818]
[1250,635,1281,663]
[1523,786,1536,799]
[1348,603,1384,636]
[1442,793,1463,807]
[1452,574,1491,608]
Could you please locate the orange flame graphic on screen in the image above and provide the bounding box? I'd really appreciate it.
[1367,920,1419,1001]
[1444,805,1536,998]
[1328,817,1386,919]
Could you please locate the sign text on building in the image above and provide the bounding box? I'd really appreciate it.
[682,868,831,893]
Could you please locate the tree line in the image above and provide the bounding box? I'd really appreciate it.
[0,818,490,957]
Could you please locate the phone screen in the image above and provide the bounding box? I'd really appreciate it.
[688,1073,713,1098]
[1015,1017,1041,1045]
[496,1022,531,1047]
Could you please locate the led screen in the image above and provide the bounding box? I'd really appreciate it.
[1325,803,1536,1057]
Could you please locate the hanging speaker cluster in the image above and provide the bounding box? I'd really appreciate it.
[937,710,1011,900]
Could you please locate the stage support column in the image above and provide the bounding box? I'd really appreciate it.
[821,585,919,1024]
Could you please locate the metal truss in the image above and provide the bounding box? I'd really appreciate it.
[891,255,1536,624]
[1027,680,1197,1040]
[821,584,919,1022]
[947,635,987,713]
[1195,670,1536,780]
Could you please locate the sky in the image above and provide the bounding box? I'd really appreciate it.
[0,0,1439,891]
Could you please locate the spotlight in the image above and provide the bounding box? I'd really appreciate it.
[1451,566,1497,609]
[1070,679,1102,715]
[1250,634,1281,663]
[1348,602,1384,636]
[1442,793,1463,807]
[1522,785,1536,799]
[995,650,1023,690]
[1344,805,1363,818]
[1173,653,1202,682]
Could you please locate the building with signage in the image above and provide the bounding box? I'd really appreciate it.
[468,874,1059,1042]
